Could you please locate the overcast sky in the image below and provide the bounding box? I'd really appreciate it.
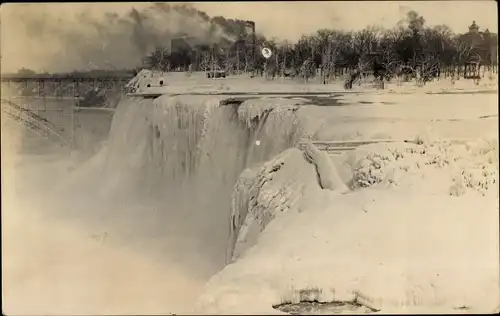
[195,1,497,41]
[1,1,497,73]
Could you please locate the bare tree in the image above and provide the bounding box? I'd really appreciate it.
[414,53,440,86]
[300,58,315,83]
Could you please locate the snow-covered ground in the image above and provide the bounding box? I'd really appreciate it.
[300,93,497,141]
[194,90,499,314]
[128,70,498,95]
[196,187,499,314]
[2,74,498,314]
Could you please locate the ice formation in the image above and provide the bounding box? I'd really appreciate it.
[195,140,499,314]
[228,148,320,262]
[194,107,499,314]
[302,139,350,192]
[228,140,351,263]
[97,94,304,269]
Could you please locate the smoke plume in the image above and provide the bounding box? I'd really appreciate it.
[1,3,242,73]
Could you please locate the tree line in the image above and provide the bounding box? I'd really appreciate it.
[145,11,498,84]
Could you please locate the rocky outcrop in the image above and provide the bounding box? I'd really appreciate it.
[227,148,320,263]
[227,142,350,263]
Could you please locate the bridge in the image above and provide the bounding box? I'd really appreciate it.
[1,73,134,98]
[1,98,69,146]
[1,73,133,146]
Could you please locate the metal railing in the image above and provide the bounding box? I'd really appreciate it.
[297,138,474,155]
[1,98,70,146]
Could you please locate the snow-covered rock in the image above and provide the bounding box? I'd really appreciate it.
[346,138,498,196]
[197,137,499,315]
[125,69,153,92]
[228,148,321,263]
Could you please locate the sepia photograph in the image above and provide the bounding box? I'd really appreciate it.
[1,1,498,314]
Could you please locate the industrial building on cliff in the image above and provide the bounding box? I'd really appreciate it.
[142,20,256,73]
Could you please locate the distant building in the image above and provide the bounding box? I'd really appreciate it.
[169,36,209,71]
[459,21,498,65]
[141,19,257,71]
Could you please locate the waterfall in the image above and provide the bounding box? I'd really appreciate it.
[98,94,305,270]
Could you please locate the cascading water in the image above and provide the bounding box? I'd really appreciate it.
[99,94,305,273]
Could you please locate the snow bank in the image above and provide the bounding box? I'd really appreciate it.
[195,188,499,314]
[334,93,498,120]
[124,70,497,96]
[382,75,498,94]
[346,137,498,197]
[195,137,499,314]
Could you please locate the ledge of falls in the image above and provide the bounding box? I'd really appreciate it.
[52,94,308,276]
